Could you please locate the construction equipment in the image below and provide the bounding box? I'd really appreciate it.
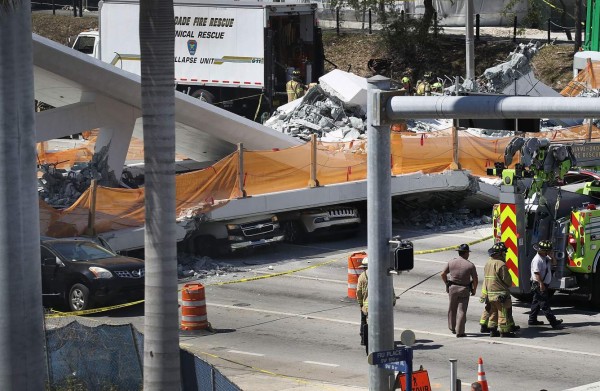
[488,136,600,306]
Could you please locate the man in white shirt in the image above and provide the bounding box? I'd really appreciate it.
[528,240,563,329]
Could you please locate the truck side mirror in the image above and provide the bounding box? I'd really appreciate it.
[392,238,414,272]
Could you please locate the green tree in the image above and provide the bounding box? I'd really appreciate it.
[380,7,442,80]
[0,0,45,389]
[139,0,180,389]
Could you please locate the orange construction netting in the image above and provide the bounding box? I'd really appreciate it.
[561,60,600,96]
[37,123,600,238]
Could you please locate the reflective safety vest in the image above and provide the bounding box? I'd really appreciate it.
[482,257,511,301]
[416,81,431,96]
[286,79,305,102]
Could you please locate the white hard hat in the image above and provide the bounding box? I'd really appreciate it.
[361,257,369,267]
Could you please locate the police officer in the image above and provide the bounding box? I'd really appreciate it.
[480,242,519,337]
[529,240,564,329]
[286,70,306,102]
[441,244,478,337]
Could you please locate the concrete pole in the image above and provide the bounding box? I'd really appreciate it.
[367,75,395,390]
[465,0,475,83]
[449,359,458,391]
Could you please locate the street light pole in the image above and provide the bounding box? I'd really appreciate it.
[367,75,395,390]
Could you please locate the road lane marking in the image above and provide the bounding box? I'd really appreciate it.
[209,303,600,358]
[303,361,339,367]
[227,350,265,357]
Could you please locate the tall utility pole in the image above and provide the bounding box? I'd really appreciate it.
[366,76,396,390]
[0,0,46,389]
[465,0,475,85]
[575,0,583,52]
[140,0,180,389]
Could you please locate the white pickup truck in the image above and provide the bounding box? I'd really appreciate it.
[278,205,361,244]
[179,214,284,257]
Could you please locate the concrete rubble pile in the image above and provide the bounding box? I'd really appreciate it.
[265,77,367,142]
[476,42,540,93]
[38,145,118,208]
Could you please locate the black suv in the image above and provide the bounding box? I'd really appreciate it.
[41,237,145,311]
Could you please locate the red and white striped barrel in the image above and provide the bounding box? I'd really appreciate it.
[180,283,209,331]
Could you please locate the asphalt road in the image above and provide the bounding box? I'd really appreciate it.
[68,224,600,391]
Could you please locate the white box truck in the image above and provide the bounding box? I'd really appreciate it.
[72,0,324,120]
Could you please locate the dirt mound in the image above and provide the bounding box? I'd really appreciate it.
[32,14,97,46]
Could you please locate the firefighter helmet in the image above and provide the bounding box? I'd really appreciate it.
[457,243,470,252]
[292,70,301,77]
[488,242,508,256]
[533,240,553,251]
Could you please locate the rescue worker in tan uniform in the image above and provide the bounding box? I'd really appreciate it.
[441,244,478,337]
[356,257,396,354]
[286,70,306,102]
[356,257,369,353]
[480,242,519,337]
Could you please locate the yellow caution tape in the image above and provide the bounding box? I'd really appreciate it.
[206,258,338,287]
[45,299,145,318]
[414,235,493,254]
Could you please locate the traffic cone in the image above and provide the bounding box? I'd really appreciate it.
[477,357,489,391]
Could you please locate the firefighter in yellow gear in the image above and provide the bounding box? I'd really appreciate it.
[415,72,432,96]
[431,82,443,93]
[480,242,519,337]
[286,70,307,102]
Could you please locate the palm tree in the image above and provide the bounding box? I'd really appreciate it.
[0,0,45,389]
[139,0,180,389]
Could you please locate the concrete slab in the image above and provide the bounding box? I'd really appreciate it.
[205,170,472,221]
[32,34,302,170]
[319,69,367,114]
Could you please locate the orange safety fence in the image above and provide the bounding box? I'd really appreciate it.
[37,123,600,238]
[561,60,600,97]
[37,131,187,169]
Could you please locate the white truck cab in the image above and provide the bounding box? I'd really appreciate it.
[72,29,99,58]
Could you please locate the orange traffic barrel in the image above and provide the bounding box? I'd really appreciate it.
[181,283,209,331]
[347,252,367,299]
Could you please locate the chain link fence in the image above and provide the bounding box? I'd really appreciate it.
[44,317,241,391]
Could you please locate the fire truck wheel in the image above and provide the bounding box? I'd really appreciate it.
[592,269,600,308]
[191,89,215,104]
